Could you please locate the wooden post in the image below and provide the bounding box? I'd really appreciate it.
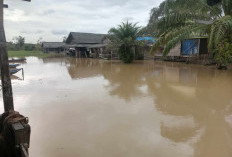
[0,0,14,112]
[0,2,31,157]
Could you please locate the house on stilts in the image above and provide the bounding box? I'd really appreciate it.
[65,32,111,58]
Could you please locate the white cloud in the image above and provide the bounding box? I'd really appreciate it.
[4,0,163,43]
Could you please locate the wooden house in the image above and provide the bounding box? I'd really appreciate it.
[66,32,108,58]
[154,37,209,63]
[42,42,66,53]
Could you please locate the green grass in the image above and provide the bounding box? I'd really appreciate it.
[7,50,63,58]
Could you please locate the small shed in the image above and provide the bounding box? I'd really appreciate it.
[181,38,208,56]
[42,42,66,53]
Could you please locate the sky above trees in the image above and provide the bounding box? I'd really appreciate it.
[4,0,163,43]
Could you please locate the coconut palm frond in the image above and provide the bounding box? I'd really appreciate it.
[222,0,232,16]
[165,0,222,17]
[158,12,209,31]
[208,15,232,49]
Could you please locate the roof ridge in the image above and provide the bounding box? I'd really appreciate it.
[42,42,64,43]
[70,32,106,35]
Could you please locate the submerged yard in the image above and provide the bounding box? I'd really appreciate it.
[8,50,62,58]
[0,57,232,157]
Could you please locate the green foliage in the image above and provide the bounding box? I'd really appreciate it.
[214,36,232,68]
[150,0,232,63]
[118,44,134,63]
[24,44,36,51]
[35,38,43,51]
[141,2,166,36]
[107,21,141,63]
[7,36,41,52]
[13,36,25,50]
[8,51,61,58]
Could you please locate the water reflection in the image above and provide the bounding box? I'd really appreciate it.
[145,63,232,157]
[66,58,103,79]
[63,58,232,157]
[102,63,147,100]
[64,58,232,157]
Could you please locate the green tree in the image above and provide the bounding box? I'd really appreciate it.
[13,36,25,50]
[141,1,166,36]
[35,37,43,51]
[151,0,232,68]
[108,21,141,63]
[214,35,232,69]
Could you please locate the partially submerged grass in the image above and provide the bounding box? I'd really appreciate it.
[7,51,63,58]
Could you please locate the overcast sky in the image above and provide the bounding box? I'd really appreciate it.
[4,0,163,43]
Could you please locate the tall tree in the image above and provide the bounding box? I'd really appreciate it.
[35,37,43,51]
[13,36,25,49]
[142,1,166,36]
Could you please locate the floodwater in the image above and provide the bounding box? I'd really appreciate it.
[1,57,232,157]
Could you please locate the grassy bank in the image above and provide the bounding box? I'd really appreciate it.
[8,50,62,58]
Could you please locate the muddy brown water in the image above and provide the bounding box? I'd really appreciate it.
[1,57,232,157]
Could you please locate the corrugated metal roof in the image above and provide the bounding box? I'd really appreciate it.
[42,42,65,48]
[65,44,107,48]
[66,32,106,44]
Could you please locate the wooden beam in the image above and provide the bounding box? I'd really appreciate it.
[0,1,14,112]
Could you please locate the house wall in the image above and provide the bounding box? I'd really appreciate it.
[154,44,181,57]
[43,48,64,53]
[167,44,181,57]
[137,46,155,59]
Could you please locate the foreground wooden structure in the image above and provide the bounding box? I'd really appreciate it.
[0,1,31,157]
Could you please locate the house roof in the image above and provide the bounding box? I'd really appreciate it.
[66,32,106,44]
[65,43,108,49]
[137,37,156,43]
[42,42,66,48]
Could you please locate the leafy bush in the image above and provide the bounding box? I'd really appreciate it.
[119,44,134,63]
[214,36,232,69]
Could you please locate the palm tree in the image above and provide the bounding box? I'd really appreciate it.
[108,21,141,63]
[151,0,232,68]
